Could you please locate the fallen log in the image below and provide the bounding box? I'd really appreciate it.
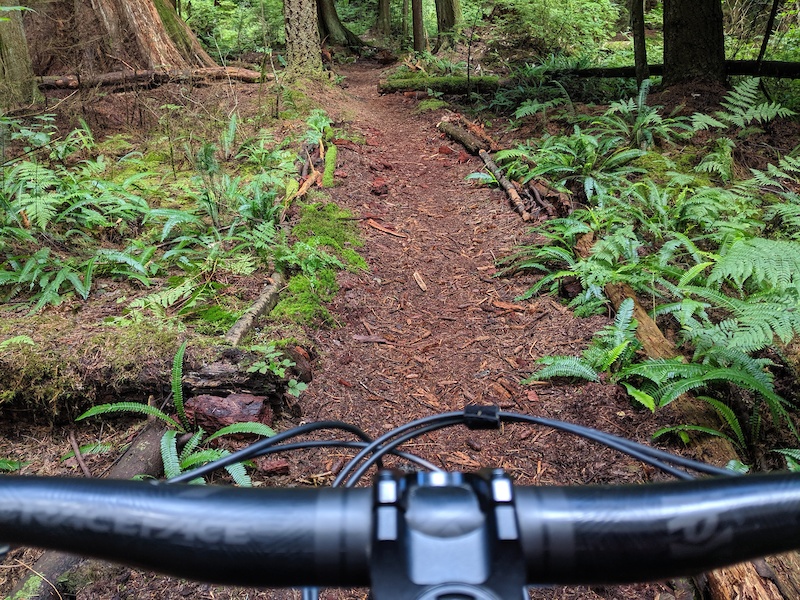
[546,60,800,80]
[571,231,800,599]
[437,121,488,155]
[38,66,266,90]
[378,75,502,95]
[8,420,168,600]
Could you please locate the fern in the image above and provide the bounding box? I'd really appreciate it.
[205,422,276,442]
[172,341,190,430]
[178,429,205,463]
[523,356,600,383]
[76,402,182,430]
[695,138,736,182]
[692,78,796,133]
[160,430,185,480]
[708,237,800,293]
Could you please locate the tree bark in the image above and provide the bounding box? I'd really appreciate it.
[376,0,391,35]
[24,0,214,76]
[284,0,324,78]
[411,0,425,52]
[0,2,39,109]
[663,0,726,85]
[630,0,649,86]
[434,0,461,49]
[317,0,363,48]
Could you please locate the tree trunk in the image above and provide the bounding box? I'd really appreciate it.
[284,0,324,78]
[317,0,363,48]
[24,0,214,76]
[434,0,461,49]
[630,0,649,86]
[0,2,39,109]
[402,0,409,42]
[411,0,424,52]
[376,0,391,35]
[663,0,726,85]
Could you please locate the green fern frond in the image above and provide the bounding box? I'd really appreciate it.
[160,430,182,479]
[698,395,746,449]
[709,237,800,293]
[178,429,205,463]
[524,356,600,382]
[180,448,228,468]
[652,424,737,446]
[76,402,182,430]
[172,341,189,430]
[205,422,276,442]
[224,460,252,487]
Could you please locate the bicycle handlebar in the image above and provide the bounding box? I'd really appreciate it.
[2,471,800,591]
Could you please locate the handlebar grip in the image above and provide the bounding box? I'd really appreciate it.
[516,472,800,584]
[0,477,372,587]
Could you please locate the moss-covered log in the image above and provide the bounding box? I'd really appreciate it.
[378,76,501,95]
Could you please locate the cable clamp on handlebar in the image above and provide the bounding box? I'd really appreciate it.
[464,405,500,430]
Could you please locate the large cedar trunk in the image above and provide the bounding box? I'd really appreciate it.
[0,1,39,109]
[317,0,363,48]
[284,0,324,78]
[663,0,726,85]
[376,0,391,35]
[411,0,424,52]
[24,0,215,76]
[434,0,461,49]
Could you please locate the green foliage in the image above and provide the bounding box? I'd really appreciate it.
[489,0,619,59]
[496,126,645,201]
[184,0,284,60]
[524,298,641,389]
[581,80,692,150]
[0,458,29,472]
[322,143,337,188]
[691,78,796,135]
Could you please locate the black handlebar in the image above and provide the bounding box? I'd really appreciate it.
[2,471,800,590]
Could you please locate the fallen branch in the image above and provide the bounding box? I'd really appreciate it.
[224,272,286,346]
[38,67,266,90]
[478,150,532,221]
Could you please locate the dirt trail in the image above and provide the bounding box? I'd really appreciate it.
[288,64,672,600]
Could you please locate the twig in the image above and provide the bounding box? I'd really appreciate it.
[9,559,63,600]
[68,430,93,478]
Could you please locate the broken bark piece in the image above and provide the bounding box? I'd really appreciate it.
[366,218,407,238]
[371,177,389,196]
[255,458,291,475]
[183,393,273,433]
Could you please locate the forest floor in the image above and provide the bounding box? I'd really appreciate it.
[0,62,704,600]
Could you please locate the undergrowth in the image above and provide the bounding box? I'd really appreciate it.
[495,77,800,464]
